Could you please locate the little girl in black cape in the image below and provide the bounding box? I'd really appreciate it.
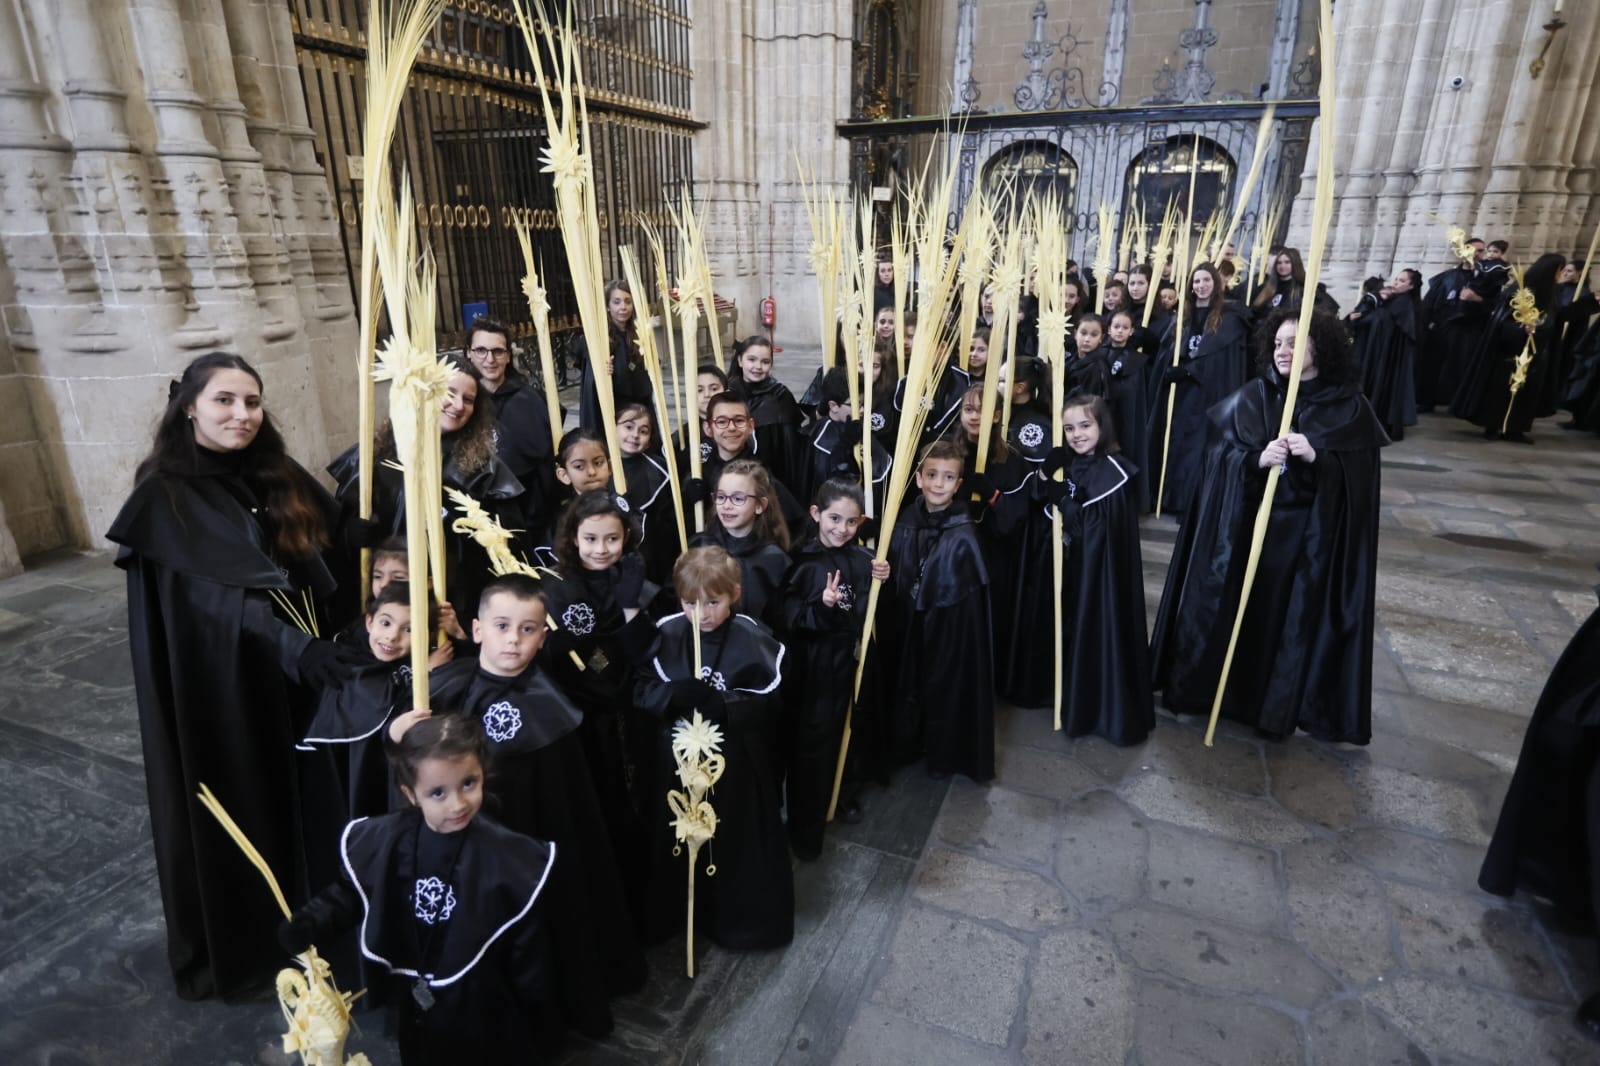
[280,714,557,1065]
[635,546,794,949]
[779,478,892,856]
[1150,309,1388,744]
[732,335,807,491]
[997,358,1058,708]
[614,402,679,585]
[1045,392,1155,746]
[689,459,793,629]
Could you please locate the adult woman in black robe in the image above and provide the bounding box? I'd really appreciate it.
[1351,271,1421,440]
[107,352,363,1000]
[329,353,525,623]
[1417,259,1477,410]
[1150,310,1388,744]
[1249,247,1340,327]
[579,279,656,432]
[1478,596,1600,1038]
[1147,263,1252,516]
[1451,253,1565,442]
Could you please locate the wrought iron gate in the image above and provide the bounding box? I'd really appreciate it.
[290,0,699,344]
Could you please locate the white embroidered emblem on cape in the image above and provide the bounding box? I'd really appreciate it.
[837,582,856,612]
[482,700,523,742]
[1018,422,1045,449]
[699,666,727,692]
[870,412,886,431]
[562,602,596,636]
[414,876,456,925]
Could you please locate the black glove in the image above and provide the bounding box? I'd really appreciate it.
[856,515,880,542]
[1160,363,1192,386]
[965,471,998,507]
[297,640,366,688]
[612,554,645,610]
[343,516,385,552]
[1042,446,1073,479]
[668,678,726,716]
[277,913,316,956]
[1042,476,1078,505]
[681,477,710,505]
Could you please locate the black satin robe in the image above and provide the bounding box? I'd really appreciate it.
[1055,453,1154,745]
[1479,607,1600,922]
[881,500,995,781]
[428,656,646,1037]
[635,613,794,949]
[1352,294,1420,440]
[290,808,556,1064]
[1149,372,1388,743]
[1450,286,1564,435]
[620,450,680,584]
[578,322,654,432]
[800,416,893,516]
[1147,302,1252,516]
[740,376,806,490]
[299,653,410,820]
[107,454,331,1000]
[1001,406,1057,707]
[486,372,558,532]
[780,538,881,856]
[1106,346,1155,511]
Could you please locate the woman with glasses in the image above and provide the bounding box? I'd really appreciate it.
[464,315,558,533]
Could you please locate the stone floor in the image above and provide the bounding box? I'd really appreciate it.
[3,401,1600,1065]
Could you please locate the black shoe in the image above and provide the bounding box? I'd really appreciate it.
[1577,993,1600,1043]
[1483,427,1500,440]
[1503,431,1533,444]
[841,799,864,825]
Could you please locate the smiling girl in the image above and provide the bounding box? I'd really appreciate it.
[780,479,892,853]
[733,335,805,489]
[688,460,792,627]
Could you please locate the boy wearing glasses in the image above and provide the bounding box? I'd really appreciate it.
[682,393,805,534]
[465,315,557,531]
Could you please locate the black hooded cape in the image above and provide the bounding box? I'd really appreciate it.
[1479,606,1600,921]
[107,456,329,1001]
[635,613,794,949]
[1147,301,1252,516]
[428,656,646,1037]
[880,499,995,781]
[1353,294,1420,440]
[1149,372,1388,743]
[1055,453,1155,745]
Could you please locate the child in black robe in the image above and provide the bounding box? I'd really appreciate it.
[882,441,995,781]
[615,402,681,584]
[689,459,793,629]
[800,366,893,514]
[780,479,892,856]
[300,582,452,820]
[1048,393,1154,745]
[425,575,646,1040]
[537,492,664,920]
[336,540,468,651]
[635,546,794,949]
[996,358,1058,707]
[280,714,556,1065]
[1105,309,1154,511]
[1063,315,1113,396]
[732,335,807,490]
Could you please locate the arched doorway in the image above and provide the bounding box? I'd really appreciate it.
[983,140,1078,225]
[1122,136,1236,255]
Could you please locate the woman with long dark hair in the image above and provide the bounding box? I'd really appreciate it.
[1249,247,1340,321]
[329,351,525,621]
[1351,269,1423,440]
[1150,310,1388,744]
[578,278,656,431]
[107,352,362,1001]
[1146,262,1253,515]
[1451,252,1567,442]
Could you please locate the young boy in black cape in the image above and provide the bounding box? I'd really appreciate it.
[422,574,647,1041]
[1150,309,1388,744]
[1478,586,1600,1041]
[1105,309,1154,512]
[881,440,995,782]
[635,546,794,949]
[299,581,451,820]
[800,366,893,513]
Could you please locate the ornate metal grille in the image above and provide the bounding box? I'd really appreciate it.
[289,0,698,345]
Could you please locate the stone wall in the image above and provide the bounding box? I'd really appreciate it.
[689,0,856,354]
[1289,0,1599,300]
[0,0,358,572]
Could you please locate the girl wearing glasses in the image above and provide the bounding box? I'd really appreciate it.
[688,459,792,629]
